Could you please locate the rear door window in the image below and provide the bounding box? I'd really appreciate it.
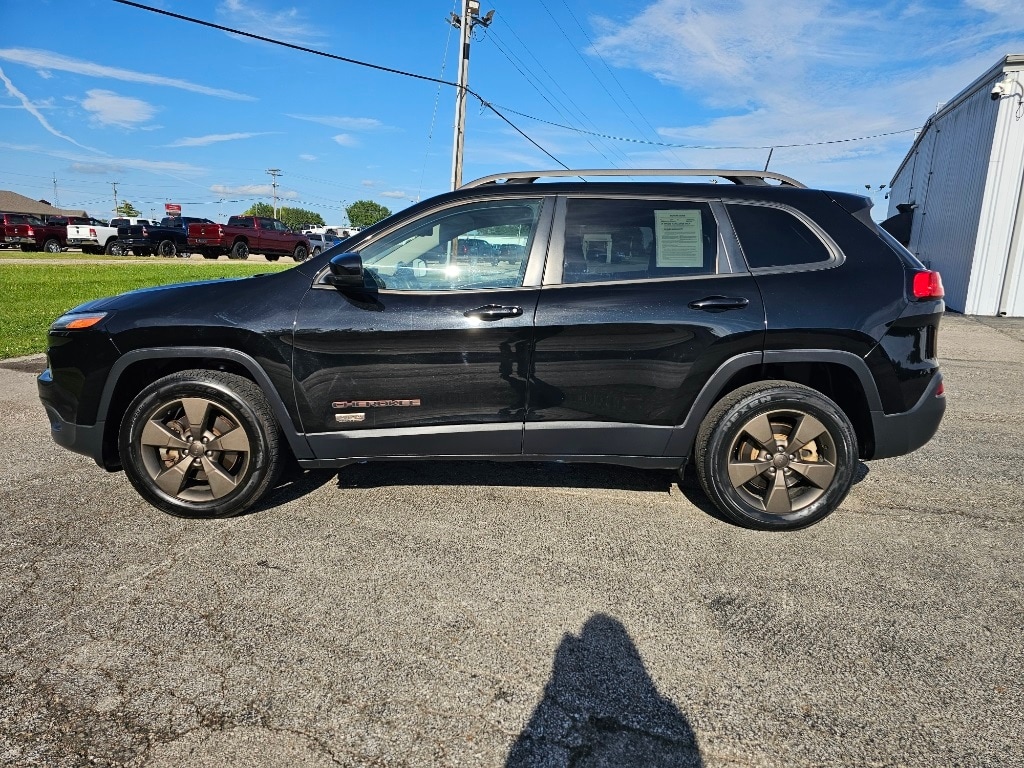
[557,198,720,284]
[726,204,832,269]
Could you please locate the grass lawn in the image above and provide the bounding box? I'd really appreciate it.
[0,262,291,358]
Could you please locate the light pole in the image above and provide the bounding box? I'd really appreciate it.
[266,168,282,218]
[449,0,494,190]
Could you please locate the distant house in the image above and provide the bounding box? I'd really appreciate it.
[887,54,1024,317]
[0,190,87,219]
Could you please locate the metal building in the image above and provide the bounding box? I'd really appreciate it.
[887,54,1024,316]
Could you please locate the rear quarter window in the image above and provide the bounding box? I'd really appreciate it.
[727,203,832,269]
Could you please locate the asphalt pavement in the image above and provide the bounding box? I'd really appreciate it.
[1,313,1021,767]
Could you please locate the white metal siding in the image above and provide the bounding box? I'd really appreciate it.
[969,66,1024,315]
[889,87,1000,312]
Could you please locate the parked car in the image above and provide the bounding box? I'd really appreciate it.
[306,231,348,256]
[116,216,216,257]
[0,213,69,252]
[38,168,946,529]
[67,217,153,255]
[188,215,310,261]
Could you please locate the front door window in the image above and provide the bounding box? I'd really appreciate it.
[357,199,542,291]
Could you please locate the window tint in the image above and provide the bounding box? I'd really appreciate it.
[560,198,718,284]
[727,204,831,269]
[357,199,542,291]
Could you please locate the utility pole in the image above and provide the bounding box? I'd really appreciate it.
[266,168,282,218]
[449,0,494,190]
[53,173,60,210]
[110,181,119,217]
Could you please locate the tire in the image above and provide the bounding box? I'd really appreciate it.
[106,240,123,256]
[229,240,249,260]
[131,248,149,257]
[20,244,35,252]
[311,246,322,257]
[156,239,177,258]
[201,251,218,260]
[43,239,61,253]
[694,381,858,531]
[292,244,309,263]
[118,370,283,519]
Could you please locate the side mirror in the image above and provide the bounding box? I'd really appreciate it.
[325,252,365,288]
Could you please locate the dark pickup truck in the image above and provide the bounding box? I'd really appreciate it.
[0,212,69,252]
[187,215,311,261]
[116,216,216,257]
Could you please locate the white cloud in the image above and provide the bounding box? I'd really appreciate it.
[216,0,325,46]
[36,69,52,79]
[298,153,317,161]
[587,0,1024,190]
[210,183,299,199]
[380,190,408,199]
[965,0,1020,12]
[333,134,358,147]
[0,66,99,152]
[0,48,254,100]
[0,141,207,176]
[167,132,272,147]
[361,179,375,187]
[70,162,125,175]
[287,114,384,130]
[82,89,156,128]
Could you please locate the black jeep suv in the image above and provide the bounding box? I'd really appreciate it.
[38,169,945,530]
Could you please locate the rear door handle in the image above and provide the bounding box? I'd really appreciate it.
[464,304,524,321]
[688,296,750,311]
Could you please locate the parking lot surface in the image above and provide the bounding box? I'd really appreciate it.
[1,313,1022,767]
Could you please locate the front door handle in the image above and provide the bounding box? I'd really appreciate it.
[688,296,750,312]
[464,304,524,321]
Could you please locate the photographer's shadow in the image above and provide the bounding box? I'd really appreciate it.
[507,614,702,767]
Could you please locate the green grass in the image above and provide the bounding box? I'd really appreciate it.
[0,262,291,358]
[0,249,123,261]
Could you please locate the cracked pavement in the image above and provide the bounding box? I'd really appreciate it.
[1,314,1022,767]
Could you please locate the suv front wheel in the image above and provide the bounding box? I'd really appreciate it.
[118,370,283,518]
[694,381,858,530]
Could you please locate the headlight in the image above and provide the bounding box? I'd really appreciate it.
[50,311,110,331]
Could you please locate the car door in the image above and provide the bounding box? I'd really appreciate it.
[525,195,766,457]
[292,195,552,459]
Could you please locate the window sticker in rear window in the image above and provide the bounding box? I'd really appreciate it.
[654,209,703,268]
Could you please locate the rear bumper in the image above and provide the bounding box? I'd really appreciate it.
[868,373,945,460]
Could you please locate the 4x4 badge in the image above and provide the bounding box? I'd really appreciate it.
[332,399,422,409]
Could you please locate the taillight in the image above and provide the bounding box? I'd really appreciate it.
[912,270,944,299]
[936,381,945,397]
[141,227,148,236]
[89,227,97,237]
[217,226,224,237]
[26,227,34,235]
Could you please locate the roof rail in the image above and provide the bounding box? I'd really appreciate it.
[461,168,807,189]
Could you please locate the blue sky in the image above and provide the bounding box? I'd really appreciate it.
[2,0,1023,224]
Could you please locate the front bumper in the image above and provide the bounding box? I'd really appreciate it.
[38,367,107,466]
[868,373,946,459]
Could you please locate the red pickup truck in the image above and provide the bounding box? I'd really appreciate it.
[0,213,69,253]
[187,215,311,261]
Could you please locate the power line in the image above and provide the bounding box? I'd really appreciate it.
[486,105,922,150]
[113,0,569,171]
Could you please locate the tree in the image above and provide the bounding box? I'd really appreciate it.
[242,202,275,218]
[116,200,140,217]
[278,206,324,231]
[346,200,392,228]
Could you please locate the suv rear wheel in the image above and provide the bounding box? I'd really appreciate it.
[694,381,858,530]
[118,370,283,518]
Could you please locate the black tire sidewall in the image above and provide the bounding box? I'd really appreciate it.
[119,375,274,518]
[700,386,857,530]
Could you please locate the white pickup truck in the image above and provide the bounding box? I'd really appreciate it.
[67,217,153,255]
